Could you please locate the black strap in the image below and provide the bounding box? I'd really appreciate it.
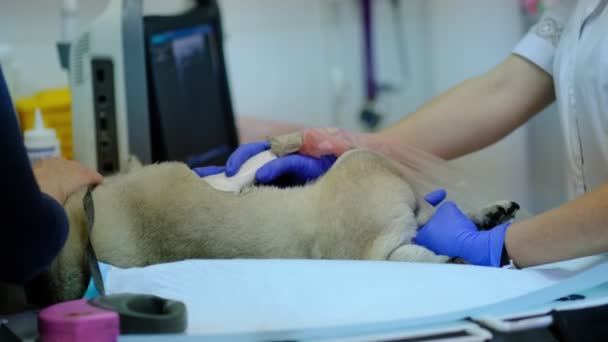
[83,187,105,296]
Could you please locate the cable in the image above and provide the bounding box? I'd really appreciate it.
[389,0,411,90]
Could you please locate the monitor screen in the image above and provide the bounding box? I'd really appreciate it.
[146,20,237,167]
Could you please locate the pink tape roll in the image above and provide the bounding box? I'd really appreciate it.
[38,299,120,342]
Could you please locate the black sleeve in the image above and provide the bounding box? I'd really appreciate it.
[0,67,69,284]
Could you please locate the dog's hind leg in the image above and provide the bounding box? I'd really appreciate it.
[467,201,520,231]
[388,244,449,263]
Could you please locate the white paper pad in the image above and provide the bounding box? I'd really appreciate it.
[103,255,608,335]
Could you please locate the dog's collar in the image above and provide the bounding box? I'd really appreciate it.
[84,186,105,296]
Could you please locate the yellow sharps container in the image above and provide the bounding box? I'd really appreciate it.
[16,88,73,159]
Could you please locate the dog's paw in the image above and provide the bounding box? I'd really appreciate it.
[467,201,520,231]
[448,257,469,265]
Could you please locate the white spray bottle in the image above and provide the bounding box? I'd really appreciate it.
[24,108,61,164]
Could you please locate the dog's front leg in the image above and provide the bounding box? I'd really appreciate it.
[387,244,449,263]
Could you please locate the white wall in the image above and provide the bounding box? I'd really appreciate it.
[220,0,433,131]
[0,0,106,97]
[0,0,539,210]
[426,0,532,208]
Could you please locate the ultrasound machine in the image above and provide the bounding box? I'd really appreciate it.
[66,0,238,174]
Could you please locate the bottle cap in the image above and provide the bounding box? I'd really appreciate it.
[24,108,58,146]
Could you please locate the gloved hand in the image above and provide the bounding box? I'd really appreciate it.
[424,189,447,206]
[414,190,510,267]
[193,141,336,185]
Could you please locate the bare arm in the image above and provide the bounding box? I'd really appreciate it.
[506,184,608,268]
[377,54,555,160]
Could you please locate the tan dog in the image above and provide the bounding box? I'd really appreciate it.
[29,149,518,305]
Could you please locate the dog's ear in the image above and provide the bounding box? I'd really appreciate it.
[125,155,143,173]
[414,194,436,227]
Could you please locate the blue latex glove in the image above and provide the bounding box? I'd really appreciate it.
[414,190,510,267]
[424,189,447,206]
[193,141,336,185]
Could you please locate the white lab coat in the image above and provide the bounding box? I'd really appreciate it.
[513,0,608,200]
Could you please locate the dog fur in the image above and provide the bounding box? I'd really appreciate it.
[32,149,519,305]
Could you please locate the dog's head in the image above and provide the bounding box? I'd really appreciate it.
[25,187,92,306]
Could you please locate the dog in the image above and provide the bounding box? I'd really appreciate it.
[27,148,519,306]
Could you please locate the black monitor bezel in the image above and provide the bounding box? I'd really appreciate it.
[143,0,239,165]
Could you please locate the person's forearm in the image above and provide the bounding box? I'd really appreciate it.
[505,184,608,268]
[377,55,555,160]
